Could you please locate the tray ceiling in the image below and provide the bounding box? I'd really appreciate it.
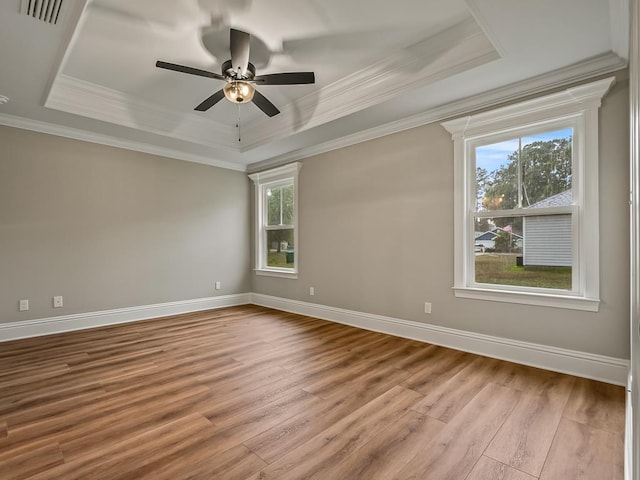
[0,0,629,171]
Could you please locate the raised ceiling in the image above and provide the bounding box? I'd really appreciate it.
[0,0,629,171]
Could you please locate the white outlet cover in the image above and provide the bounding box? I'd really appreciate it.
[19,299,29,311]
[53,296,63,308]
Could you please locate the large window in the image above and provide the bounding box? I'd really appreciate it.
[442,77,615,311]
[474,128,574,290]
[249,163,301,278]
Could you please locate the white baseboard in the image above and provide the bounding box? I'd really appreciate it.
[251,293,630,386]
[0,294,252,342]
[0,292,629,386]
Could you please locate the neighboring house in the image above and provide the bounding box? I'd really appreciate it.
[474,230,498,250]
[523,190,572,267]
[474,227,523,251]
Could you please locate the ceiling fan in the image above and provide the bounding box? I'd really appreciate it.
[156,28,315,117]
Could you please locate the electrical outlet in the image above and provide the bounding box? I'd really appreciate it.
[53,296,63,308]
[215,281,221,290]
[424,302,432,314]
[309,287,315,296]
[19,299,29,311]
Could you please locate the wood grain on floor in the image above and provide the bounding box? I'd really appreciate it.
[0,305,625,479]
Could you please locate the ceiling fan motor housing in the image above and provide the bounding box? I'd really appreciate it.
[221,60,255,80]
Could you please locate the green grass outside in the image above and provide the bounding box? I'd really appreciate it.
[475,254,571,290]
[267,251,295,269]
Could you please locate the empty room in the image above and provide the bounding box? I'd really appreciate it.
[1,0,639,479]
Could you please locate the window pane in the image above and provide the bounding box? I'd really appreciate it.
[266,228,294,269]
[266,183,294,226]
[475,128,573,211]
[282,184,294,225]
[521,129,572,207]
[267,186,281,226]
[474,215,572,290]
[476,138,519,211]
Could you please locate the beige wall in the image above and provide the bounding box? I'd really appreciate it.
[0,126,251,323]
[0,77,630,360]
[253,77,631,359]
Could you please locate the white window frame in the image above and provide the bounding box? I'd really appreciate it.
[249,162,301,279]
[441,77,615,312]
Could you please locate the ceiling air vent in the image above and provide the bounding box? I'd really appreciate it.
[20,0,64,24]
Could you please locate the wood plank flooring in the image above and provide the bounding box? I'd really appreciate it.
[0,305,625,479]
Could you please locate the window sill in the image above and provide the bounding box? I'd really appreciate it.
[453,286,600,312]
[255,269,298,279]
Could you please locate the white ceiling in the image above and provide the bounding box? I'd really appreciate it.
[0,0,629,171]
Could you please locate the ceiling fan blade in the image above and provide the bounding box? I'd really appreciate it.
[252,90,280,117]
[230,28,251,77]
[156,61,226,81]
[201,24,272,69]
[253,72,315,85]
[194,89,226,111]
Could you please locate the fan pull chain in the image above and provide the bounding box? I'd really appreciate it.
[237,103,242,142]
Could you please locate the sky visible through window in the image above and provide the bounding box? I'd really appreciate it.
[476,128,573,173]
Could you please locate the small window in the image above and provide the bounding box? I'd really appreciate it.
[249,163,301,278]
[442,77,615,311]
[265,182,295,269]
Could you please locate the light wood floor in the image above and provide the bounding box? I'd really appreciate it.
[0,305,625,479]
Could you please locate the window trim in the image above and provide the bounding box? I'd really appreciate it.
[442,77,615,312]
[249,162,301,279]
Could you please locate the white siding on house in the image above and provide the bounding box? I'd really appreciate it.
[523,214,572,267]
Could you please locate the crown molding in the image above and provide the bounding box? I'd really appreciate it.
[248,52,626,171]
[45,74,239,150]
[441,76,616,137]
[0,113,247,171]
[240,16,499,151]
[2,54,626,175]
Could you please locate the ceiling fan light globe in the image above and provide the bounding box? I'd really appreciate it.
[223,81,255,103]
